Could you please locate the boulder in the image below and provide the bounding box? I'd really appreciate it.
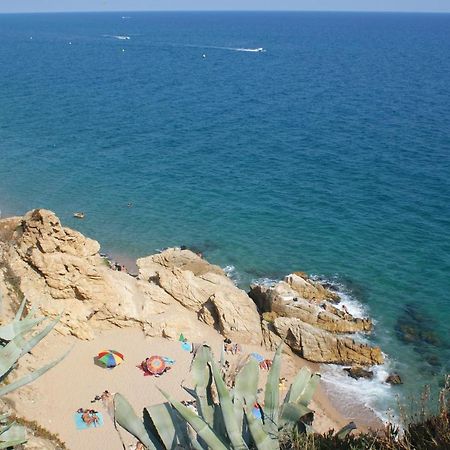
[137,248,263,344]
[285,273,340,303]
[385,374,403,385]
[344,366,374,380]
[261,320,283,351]
[273,317,384,365]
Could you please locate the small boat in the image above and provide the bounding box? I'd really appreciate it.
[73,212,85,219]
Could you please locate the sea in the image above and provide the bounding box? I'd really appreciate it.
[0,11,449,422]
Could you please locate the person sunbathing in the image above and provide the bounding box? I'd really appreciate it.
[81,410,95,426]
[80,409,100,427]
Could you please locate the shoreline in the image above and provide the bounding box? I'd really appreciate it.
[0,207,387,448]
[109,247,386,431]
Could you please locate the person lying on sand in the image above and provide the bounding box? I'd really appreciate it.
[79,409,100,426]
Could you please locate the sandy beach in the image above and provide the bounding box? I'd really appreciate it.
[6,327,348,450]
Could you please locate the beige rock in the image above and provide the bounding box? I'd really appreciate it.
[137,248,224,280]
[261,320,283,351]
[138,248,263,344]
[274,317,384,365]
[285,273,340,303]
[0,210,263,345]
[250,282,372,334]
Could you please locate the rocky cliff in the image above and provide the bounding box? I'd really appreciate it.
[0,209,262,343]
[0,209,383,366]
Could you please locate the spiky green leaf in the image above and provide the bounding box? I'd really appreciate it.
[190,345,215,428]
[263,345,282,445]
[210,358,249,449]
[20,315,62,358]
[280,403,311,425]
[283,366,311,406]
[0,348,70,397]
[244,408,274,450]
[0,422,27,447]
[159,388,228,450]
[336,421,357,439]
[113,393,157,450]
[297,373,321,407]
[145,403,190,449]
[234,357,259,433]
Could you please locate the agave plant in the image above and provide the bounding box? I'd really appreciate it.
[114,344,321,449]
[0,294,67,448]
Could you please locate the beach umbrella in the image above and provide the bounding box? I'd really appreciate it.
[146,355,166,375]
[97,350,124,368]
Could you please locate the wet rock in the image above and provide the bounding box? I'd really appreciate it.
[385,373,403,385]
[344,366,374,380]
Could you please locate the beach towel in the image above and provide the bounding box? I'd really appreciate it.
[162,356,175,365]
[250,352,264,363]
[74,412,104,430]
[181,341,192,352]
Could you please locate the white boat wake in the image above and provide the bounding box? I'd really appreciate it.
[103,35,131,41]
[180,44,266,53]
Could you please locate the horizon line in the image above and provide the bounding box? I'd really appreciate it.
[1,9,450,15]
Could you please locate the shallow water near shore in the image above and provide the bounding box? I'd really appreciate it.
[1,11,449,419]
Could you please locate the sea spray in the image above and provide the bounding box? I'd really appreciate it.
[320,361,396,424]
[223,264,241,285]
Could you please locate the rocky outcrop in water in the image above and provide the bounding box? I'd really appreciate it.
[344,366,374,380]
[385,373,403,385]
[250,275,382,365]
[250,276,372,334]
[273,316,383,365]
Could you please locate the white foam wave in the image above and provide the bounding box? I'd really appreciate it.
[251,277,279,287]
[310,274,370,319]
[223,265,240,285]
[320,360,398,424]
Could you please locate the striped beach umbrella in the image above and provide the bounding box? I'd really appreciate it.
[97,350,124,368]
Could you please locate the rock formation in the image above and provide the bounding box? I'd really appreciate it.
[0,209,262,343]
[136,248,263,344]
[0,208,383,366]
[273,317,384,365]
[250,274,383,366]
[250,278,372,334]
[344,366,374,380]
[385,373,403,385]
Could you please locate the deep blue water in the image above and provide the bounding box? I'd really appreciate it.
[0,11,449,416]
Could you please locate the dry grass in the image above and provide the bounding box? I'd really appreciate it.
[283,377,449,450]
[10,414,69,450]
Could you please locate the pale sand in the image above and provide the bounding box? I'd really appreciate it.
[7,327,347,450]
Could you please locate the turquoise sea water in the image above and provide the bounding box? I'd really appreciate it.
[0,12,449,417]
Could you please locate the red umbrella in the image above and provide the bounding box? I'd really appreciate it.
[146,356,166,375]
